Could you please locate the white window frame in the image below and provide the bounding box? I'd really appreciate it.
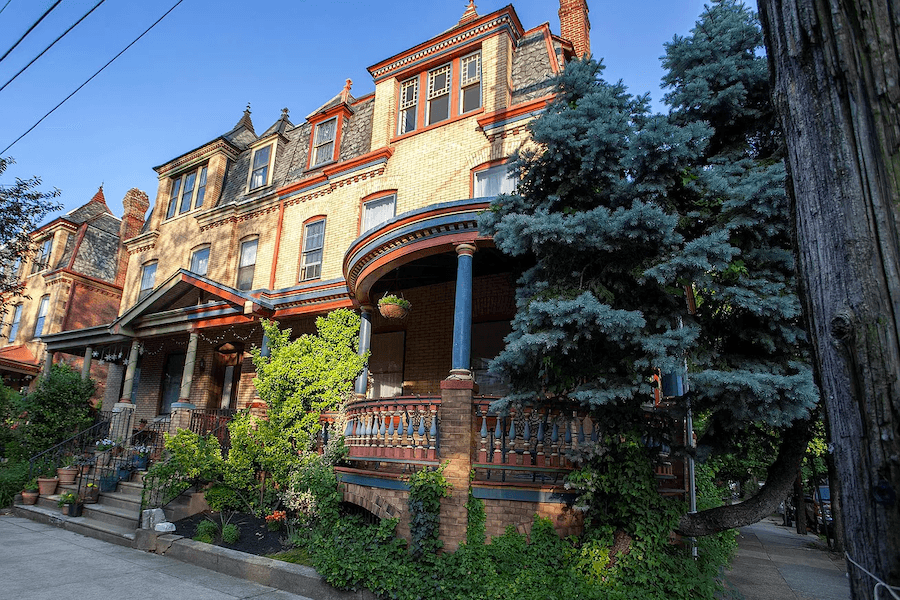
[398,77,419,135]
[299,219,325,282]
[460,52,482,113]
[361,194,396,233]
[190,246,210,276]
[194,165,208,209]
[33,295,49,338]
[237,237,258,291]
[8,304,22,343]
[139,262,157,301]
[165,164,208,220]
[31,237,52,274]
[426,63,452,126]
[311,118,338,167]
[474,163,516,198]
[248,144,274,191]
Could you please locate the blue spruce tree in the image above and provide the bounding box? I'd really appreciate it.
[479,0,818,535]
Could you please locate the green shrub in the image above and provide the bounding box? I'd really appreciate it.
[407,462,451,557]
[222,523,240,544]
[0,461,29,507]
[194,519,218,544]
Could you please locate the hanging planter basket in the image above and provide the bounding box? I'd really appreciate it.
[378,294,411,319]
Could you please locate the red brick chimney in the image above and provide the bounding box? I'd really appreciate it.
[116,188,149,287]
[559,0,590,59]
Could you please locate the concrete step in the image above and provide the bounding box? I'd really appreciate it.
[81,502,140,530]
[13,504,135,547]
[116,481,144,498]
[96,489,143,512]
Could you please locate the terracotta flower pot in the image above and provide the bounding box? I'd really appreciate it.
[81,486,99,504]
[21,491,38,505]
[57,467,78,485]
[36,477,58,496]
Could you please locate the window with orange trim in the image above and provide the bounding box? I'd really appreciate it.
[396,50,481,136]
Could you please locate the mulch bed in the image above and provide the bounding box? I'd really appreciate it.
[174,511,287,557]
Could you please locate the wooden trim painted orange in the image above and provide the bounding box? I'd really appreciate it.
[476,95,553,129]
[269,201,285,290]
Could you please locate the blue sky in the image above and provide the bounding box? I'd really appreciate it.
[0,0,711,220]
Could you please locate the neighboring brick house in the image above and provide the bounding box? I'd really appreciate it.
[42,1,653,548]
[0,186,148,399]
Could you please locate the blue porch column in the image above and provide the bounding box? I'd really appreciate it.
[354,305,374,397]
[450,243,476,378]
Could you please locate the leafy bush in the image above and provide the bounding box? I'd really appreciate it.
[222,523,240,544]
[283,451,343,527]
[194,519,218,544]
[0,460,29,507]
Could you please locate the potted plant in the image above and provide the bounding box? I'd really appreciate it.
[36,473,59,496]
[21,478,39,505]
[378,294,411,319]
[57,455,78,485]
[81,482,99,504]
[75,453,95,475]
[58,491,82,517]
[98,472,118,493]
[131,445,151,471]
[94,438,120,467]
[116,460,134,482]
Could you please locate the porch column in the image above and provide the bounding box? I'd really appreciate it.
[450,243,476,378]
[81,346,92,380]
[354,305,374,397]
[178,331,199,404]
[120,339,141,403]
[42,351,52,378]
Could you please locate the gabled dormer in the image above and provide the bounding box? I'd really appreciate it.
[305,80,355,170]
[148,107,251,231]
[247,107,293,193]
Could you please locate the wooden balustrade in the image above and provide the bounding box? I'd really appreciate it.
[335,396,441,463]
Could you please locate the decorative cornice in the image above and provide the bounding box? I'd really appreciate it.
[155,138,240,178]
[124,230,159,254]
[368,10,522,82]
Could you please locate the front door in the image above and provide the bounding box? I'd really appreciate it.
[211,342,243,410]
[159,352,185,415]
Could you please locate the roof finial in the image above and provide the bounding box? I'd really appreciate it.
[340,78,353,103]
[459,0,478,25]
[281,107,290,119]
[245,102,251,114]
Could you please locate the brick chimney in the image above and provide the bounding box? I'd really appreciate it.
[116,188,149,287]
[559,0,590,59]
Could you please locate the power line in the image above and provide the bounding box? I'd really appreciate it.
[0,0,14,19]
[0,0,108,95]
[1,0,185,156]
[0,0,63,64]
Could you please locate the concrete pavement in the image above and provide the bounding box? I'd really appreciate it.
[726,516,850,600]
[0,513,314,600]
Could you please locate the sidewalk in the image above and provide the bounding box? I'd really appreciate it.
[726,516,850,600]
[0,513,313,600]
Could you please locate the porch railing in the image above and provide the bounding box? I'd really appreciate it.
[27,412,113,480]
[189,408,235,450]
[341,396,441,463]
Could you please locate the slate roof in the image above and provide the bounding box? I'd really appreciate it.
[511,29,560,104]
[55,187,122,283]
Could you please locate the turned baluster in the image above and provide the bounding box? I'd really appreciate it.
[493,416,503,464]
[479,410,488,463]
[536,412,546,467]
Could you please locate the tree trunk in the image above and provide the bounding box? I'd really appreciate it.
[795,470,807,536]
[757,2,900,598]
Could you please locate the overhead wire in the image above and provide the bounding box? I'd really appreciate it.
[0,0,108,95]
[0,0,13,19]
[1,0,186,156]
[0,0,63,64]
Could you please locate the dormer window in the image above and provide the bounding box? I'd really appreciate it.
[312,118,337,167]
[31,237,52,274]
[398,78,418,135]
[165,165,209,220]
[395,50,482,137]
[460,52,481,113]
[249,144,272,190]
[427,64,451,125]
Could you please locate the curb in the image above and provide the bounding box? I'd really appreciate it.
[138,530,376,600]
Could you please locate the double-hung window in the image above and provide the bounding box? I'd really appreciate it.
[312,118,337,167]
[8,304,22,343]
[474,163,516,198]
[237,238,258,291]
[361,195,396,232]
[139,262,157,301]
[427,64,451,125]
[398,78,418,135]
[460,52,482,113]
[190,246,210,276]
[166,164,208,219]
[31,237,52,274]
[249,145,272,190]
[33,295,49,338]
[300,220,325,281]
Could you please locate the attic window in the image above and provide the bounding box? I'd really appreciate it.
[166,164,208,219]
[31,237,52,274]
[398,78,418,135]
[312,118,337,167]
[460,52,481,113]
[427,64,451,125]
[249,144,273,190]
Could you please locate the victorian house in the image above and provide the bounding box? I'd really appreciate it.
[41,1,672,548]
[0,187,147,399]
